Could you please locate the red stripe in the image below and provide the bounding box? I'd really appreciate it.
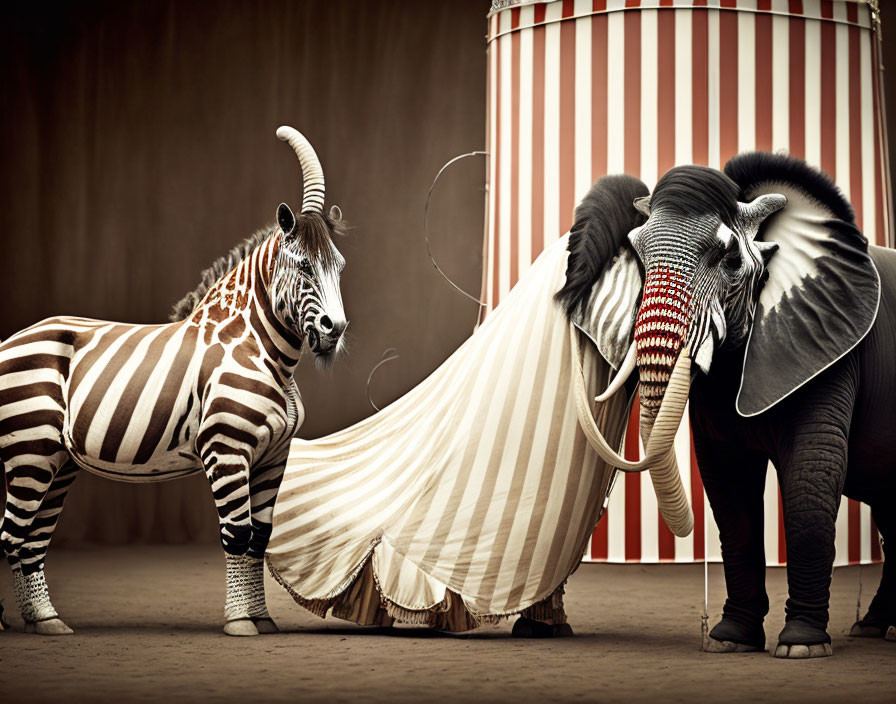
[819,0,833,20]
[755,11,773,151]
[848,499,861,564]
[531,25,546,260]
[593,0,607,12]
[511,6,520,29]
[591,12,608,180]
[510,28,520,288]
[689,428,705,561]
[846,3,858,25]
[870,517,882,562]
[559,17,576,235]
[656,8,675,177]
[819,16,836,176]
[483,24,491,319]
[493,35,502,307]
[778,485,787,565]
[788,15,806,159]
[624,400,641,562]
[624,10,641,176]
[719,8,739,163]
[848,25,863,230]
[534,3,547,24]
[757,0,771,11]
[562,0,574,18]
[591,508,609,561]
[692,8,709,166]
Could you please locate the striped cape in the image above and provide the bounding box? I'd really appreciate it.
[266,236,632,629]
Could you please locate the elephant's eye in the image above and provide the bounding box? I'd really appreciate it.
[721,240,741,270]
[724,249,741,270]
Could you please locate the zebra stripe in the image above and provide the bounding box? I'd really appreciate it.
[1,208,346,631]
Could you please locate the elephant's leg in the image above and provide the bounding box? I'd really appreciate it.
[692,427,769,652]
[773,414,850,658]
[851,505,895,639]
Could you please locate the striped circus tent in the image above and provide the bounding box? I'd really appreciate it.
[268,237,641,627]
[484,0,889,566]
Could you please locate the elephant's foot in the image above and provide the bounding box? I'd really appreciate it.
[849,617,887,638]
[252,617,279,634]
[511,617,574,638]
[886,626,896,642]
[223,618,259,637]
[0,603,8,631]
[703,618,765,653]
[773,619,832,659]
[773,643,833,658]
[25,618,74,635]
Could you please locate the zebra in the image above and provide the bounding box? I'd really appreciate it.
[0,126,347,636]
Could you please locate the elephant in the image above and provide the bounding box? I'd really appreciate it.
[556,151,895,658]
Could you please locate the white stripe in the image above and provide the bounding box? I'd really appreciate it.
[674,9,693,166]
[499,21,513,300]
[835,21,851,199]
[771,14,790,152]
[763,462,779,564]
[707,8,721,168]
[860,27,876,242]
[804,16,822,167]
[606,10,625,174]
[834,495,849,566]
[860,501,871,564]
[640,9,658,189]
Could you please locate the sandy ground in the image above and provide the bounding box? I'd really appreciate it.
[0,546,892,703]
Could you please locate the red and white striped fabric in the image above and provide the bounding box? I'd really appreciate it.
[484,0,888,566]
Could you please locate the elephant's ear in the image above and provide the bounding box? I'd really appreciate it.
[724,152,881,417]
[555,174,648,369]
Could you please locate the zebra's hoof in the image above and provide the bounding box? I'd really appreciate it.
[224,618,259,637]
[773,642,833,659]
[252,617,279,634]
[886,626,896,642]
[34,618,74,635]
[703,636,762,653]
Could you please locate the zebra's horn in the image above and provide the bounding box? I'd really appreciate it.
[276,126,325,215]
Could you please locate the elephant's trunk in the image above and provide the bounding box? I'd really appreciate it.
[633,267,694,535]
[635,267,693,412]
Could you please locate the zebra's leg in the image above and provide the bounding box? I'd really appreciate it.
[244,460,288,634]
[199,437,259,637]
[2,449,75,635]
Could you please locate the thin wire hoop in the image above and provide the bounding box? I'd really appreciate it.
[424,151,488,307]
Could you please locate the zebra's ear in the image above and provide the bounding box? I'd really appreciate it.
[277,203,297,236]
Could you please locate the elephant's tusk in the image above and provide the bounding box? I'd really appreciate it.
[595,340,637,403]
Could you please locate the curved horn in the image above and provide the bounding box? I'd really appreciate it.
[595,340,636,403]
[276,125,326,215]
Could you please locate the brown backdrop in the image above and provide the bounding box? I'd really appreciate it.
[0,0,490,545]
[2,1,895,546]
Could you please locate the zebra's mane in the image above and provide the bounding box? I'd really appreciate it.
[169,227,275,322]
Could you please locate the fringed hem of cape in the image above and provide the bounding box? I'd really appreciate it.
[265,551,568,632]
